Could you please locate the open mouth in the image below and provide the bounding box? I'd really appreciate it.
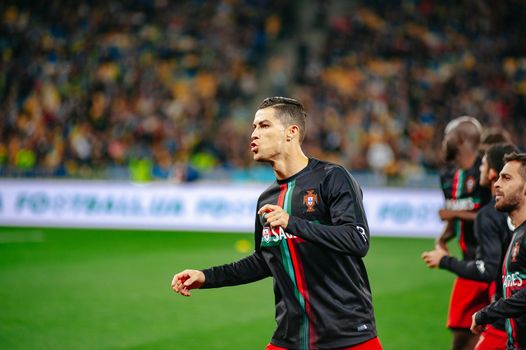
[250,142,258,152]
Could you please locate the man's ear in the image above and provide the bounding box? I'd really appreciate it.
[287,125,300,140]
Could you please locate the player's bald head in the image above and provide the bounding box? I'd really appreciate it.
[442,116,482,162]
[445,116,482,145]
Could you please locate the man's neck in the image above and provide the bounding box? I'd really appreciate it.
[509,208,526,230]
[272,151,309,181]
[456,150,478,170]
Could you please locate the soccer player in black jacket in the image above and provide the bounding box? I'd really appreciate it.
[471,152,526,350]
[171,97,382,350]
[422,143,518,349]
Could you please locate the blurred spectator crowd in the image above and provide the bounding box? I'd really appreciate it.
[1,0,525,183]
[0,0,294,181]
[292,0,526,182]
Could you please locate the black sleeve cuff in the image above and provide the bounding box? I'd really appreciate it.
[438,255,452,270]
[475,310,487,325]
[201,268,215,289]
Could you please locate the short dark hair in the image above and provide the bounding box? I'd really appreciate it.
[481,127,512,145]
[503,152,526,182]
[257,96,307,142]
[486,143,519,174]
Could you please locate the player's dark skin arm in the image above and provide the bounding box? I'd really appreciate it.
[435,221,455,251]
[439,209,477,222]
[434,209,477,250]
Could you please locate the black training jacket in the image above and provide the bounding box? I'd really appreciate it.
[476,221,526,350]
[202,158,378,349]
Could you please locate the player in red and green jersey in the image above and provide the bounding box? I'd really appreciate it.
[423,116,492,350]
[172,97,381,350]
[472,152,526,350]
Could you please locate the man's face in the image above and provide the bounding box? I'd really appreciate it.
[442,130,459,162]
[479,155,490,187]
[494,161,526,213]
[250,107,287,162]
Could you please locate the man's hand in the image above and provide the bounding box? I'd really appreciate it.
[421,247,449,268]
[258,204,289,228]
[470,313,485,334]
[171,269,205,297]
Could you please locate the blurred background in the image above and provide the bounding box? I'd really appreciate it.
[2,0,525,186]
[1,1,526,349]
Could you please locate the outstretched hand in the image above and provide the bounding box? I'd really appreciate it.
[171,269,205,297]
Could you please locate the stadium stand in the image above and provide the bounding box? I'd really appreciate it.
[1,0,525,186]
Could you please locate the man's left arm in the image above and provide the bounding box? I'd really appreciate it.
[261,166,369,256]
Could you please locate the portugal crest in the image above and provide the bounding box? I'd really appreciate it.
[465,176,476,193]
[303,189,318,213]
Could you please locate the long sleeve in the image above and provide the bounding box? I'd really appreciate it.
[476,288,526,325]
[439,204,506,282]
[439,256,492,281]
[201,251,271,288]
[201,213,272,288]
[286,166,369,256]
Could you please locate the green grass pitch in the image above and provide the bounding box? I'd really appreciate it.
[0,227,456,349]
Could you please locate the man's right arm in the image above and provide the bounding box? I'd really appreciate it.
[171,252,271,296]
[172,213,272,296]
[201,251,271,288]
[439,209,503,282]
[438,256,493,282]
[435,220,454,251]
